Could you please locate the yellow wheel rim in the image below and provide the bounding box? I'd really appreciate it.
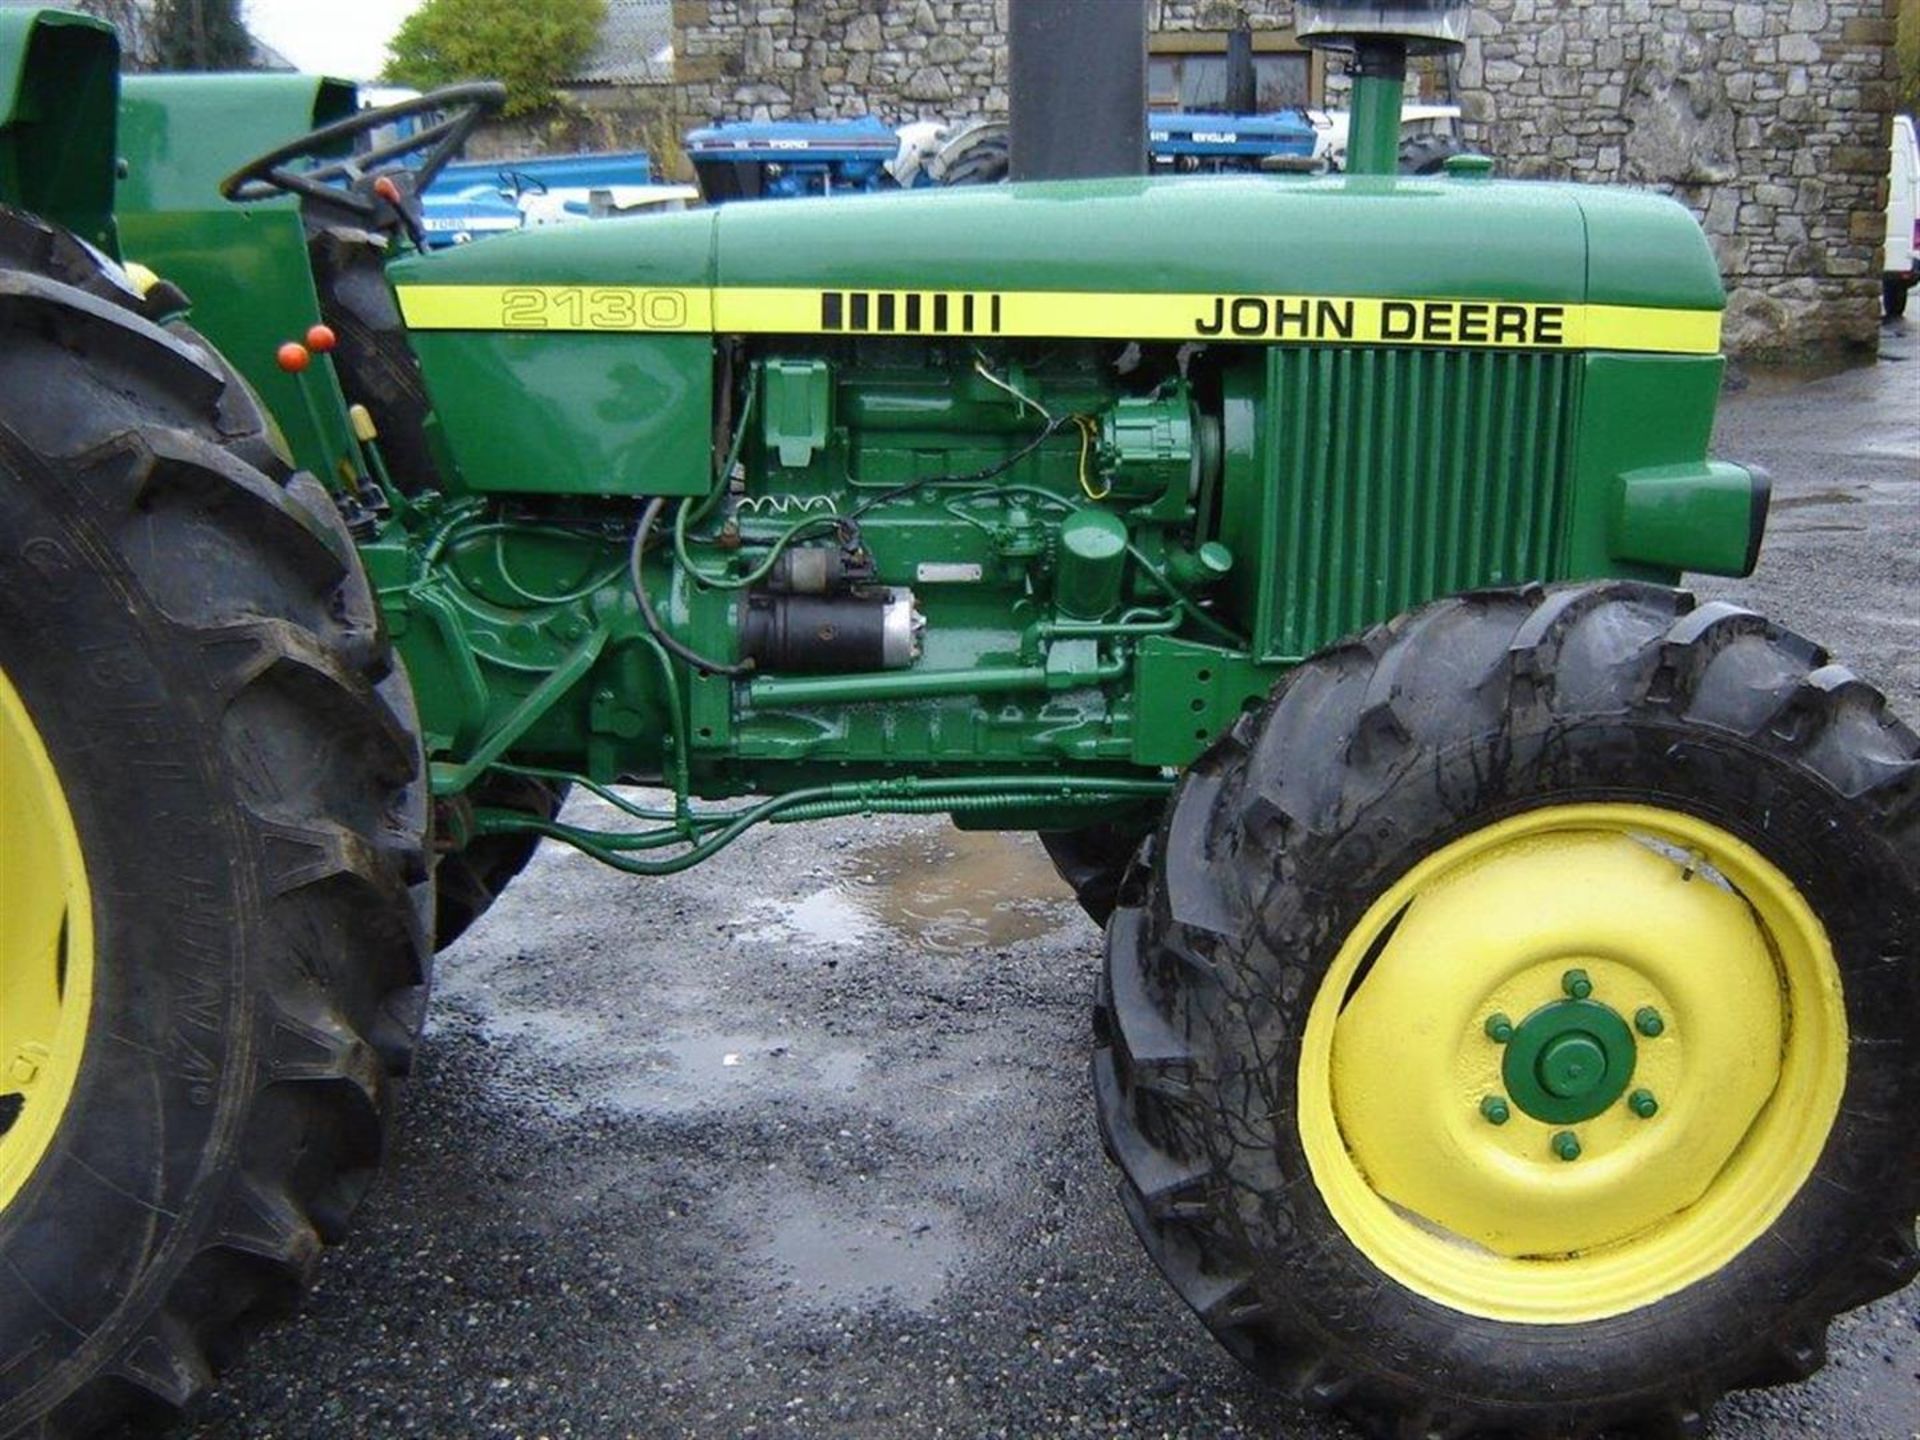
[0,662,94,1214]
[1299,803,1847,1325]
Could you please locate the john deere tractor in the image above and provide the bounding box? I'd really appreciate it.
[0,3,1914,1436]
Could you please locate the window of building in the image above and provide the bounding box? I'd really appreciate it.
[1147,51,1312,112]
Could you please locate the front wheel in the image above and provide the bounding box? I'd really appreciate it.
[1098,582,1918,1437]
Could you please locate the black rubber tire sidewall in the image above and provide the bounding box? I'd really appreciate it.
[1105,584,1920,1433]
[0,449,272,1424]
[1216,719,1917,1416]
[0,208,431,1436]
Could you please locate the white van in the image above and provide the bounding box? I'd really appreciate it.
[1887,113,1918,319]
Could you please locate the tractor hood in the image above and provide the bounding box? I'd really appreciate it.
[389,173,1727,335]
[386,173,1730,503]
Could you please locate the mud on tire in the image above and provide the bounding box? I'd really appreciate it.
[0,204,432,1438]
[1096,581,1920,1438]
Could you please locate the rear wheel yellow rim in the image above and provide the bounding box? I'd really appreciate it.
[0,663,93,1214]
[1299,803,1847,1325]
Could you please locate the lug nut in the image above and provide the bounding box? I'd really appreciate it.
[1552,1131,1582,1162]
[1484,1013,1514,1043]
[1629,1089,1660,1119]
[1635,1006,1666,1038]
[1561,968,1593,1000]
[1480,1096,1511,1126]
[7,1054,38,1087]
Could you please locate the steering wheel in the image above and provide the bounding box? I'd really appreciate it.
[220,83,507,242]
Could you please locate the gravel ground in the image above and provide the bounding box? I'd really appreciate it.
[181,320,1920,1440]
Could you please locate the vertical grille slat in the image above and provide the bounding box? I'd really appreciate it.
[1258,347,1581,662]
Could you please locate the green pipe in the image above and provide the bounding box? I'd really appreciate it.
[474,774,1172,876]
[1346,42,1407,178]
[749,664,1048,707]
[747,653,1127,708]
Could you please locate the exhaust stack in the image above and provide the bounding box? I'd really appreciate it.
[1297,1,1471,175]
[1008,0,1148,181]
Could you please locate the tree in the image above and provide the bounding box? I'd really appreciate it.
[384,0,608,118]
[152,0,254,71]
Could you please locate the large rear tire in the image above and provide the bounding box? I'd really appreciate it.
[308,225,444,494]
[1098,582,1918,1437]
[0,206,432,1437]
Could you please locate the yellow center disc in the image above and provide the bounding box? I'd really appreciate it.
[0,663,94,1214]
[1299,803,1846,1324]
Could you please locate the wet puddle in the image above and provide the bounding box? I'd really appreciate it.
[1772,488,1864,510]
[753,829,1075,954]
[1726,354,1871,396]
[602,1031,867,1116]
[755,1190,962,1311]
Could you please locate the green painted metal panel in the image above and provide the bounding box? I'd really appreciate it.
[706,176,1594,300]
[1227,346,1583,662]
[1566,353,1731,578]
[0,9,119,252]
[386,207,718,289]
[390,212,721,495]
[1611,461,1764,576]
[405,330,714,496]
[117,74,357,214]
[116,74,364,486]
[386,173,1719,315]
[1577,189,1726,311]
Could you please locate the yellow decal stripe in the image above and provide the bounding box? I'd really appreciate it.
[398,284,713,333]
[395,284,1723,356]
[1581,303,1724,356]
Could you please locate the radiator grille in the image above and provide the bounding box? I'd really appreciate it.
[1255,347,1581,662]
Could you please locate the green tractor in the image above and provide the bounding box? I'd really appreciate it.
[1,3,1914,1436]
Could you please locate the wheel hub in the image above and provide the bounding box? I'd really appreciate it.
[1500,994,1637,1125]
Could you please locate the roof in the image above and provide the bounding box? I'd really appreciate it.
[567,0,672,85]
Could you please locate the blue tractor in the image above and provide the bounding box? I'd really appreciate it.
[683,108,1328,204]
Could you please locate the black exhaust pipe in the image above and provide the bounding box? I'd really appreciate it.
[1008,0,1147,181]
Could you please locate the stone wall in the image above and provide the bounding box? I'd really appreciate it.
[665,0,1901,358]
[1460,0,1901,358]
[670,0,1314,125]
[672,0,1012,124]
